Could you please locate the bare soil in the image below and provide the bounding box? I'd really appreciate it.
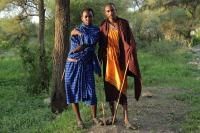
[88,87,188,133]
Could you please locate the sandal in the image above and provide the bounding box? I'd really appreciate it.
[93,118,104,126]
[124,122,138,130]
[77,121,84,129]
[105,116,117,125]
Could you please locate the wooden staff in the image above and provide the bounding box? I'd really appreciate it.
[112,59,130,125]
[101,102,106,125]
[61,68,65,81]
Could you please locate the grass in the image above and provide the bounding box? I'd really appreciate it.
[0,43,200,132]
[138,44,200,132]
[0,56,53,133]
[0,50,105,133]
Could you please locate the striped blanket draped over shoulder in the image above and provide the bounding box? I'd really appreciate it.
[65,23,101,105]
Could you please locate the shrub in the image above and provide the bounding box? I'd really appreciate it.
[19,43,45,94]
[147,40,179,58]
[192,37,200,47]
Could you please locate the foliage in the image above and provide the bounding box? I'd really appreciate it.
[70,0,129,27]
[0,17,22,33]
[18,19,51,93]
[192,37,200,47]
[138,44,200,132]
[130,0,200,47]
[1,43,200,132]
[141,12,162,42]
[0,56,52,133]
[191,28,200,46]
[0,0,13,10]
[147,40,178,57]
[19,43,44,94]
[1,0,200,132]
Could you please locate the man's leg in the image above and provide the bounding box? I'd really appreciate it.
[122,103,129,124]
[90,105,97,119]
[105,101,116,125]
[72,103,84,128]
[122,103,137,129]
[109,101,115,117]
[91,104,104,125]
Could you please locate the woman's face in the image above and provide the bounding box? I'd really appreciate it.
[104,5,117,20]
[81,11,93,26]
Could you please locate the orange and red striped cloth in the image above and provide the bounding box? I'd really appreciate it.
[105,26,128,95]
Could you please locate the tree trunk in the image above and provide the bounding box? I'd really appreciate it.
[51,0,70,113]
[38,0,49,91]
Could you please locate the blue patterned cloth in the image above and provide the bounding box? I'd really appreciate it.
[65,24,100,105]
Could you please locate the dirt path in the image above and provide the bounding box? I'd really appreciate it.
[88,45,200,133]
[88,87,188,133]
[189,44,200,71]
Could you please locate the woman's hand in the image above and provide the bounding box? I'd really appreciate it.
[71,29,82,36]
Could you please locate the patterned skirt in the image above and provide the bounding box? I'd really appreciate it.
[64,61,97,105]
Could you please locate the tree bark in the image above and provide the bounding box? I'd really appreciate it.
[38,0,49,92]
[51,0,70,113]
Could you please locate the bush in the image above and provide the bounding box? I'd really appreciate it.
[19,43,45,94]
[0,40,11,50]
[192,37,200,46]
[146,40,179,58]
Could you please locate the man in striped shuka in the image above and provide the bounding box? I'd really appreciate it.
[65,8,103,129]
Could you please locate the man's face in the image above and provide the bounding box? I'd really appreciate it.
[81,11,93,26]
[104,5,117,19]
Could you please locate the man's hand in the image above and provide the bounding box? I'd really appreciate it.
[70,45,86,54]
[67,58,77,62]
[71,29,82,36]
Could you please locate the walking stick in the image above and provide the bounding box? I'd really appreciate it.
[61,68,65,81]
[112,59,130,125]
[101,102,106,125]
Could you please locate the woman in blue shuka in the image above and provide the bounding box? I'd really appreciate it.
[64,8,103,128]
